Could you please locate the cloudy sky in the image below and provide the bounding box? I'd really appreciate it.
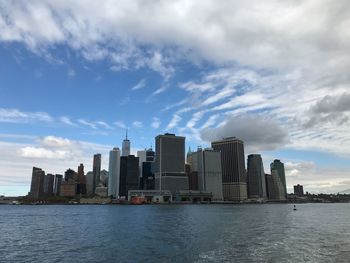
[1,0,350,196]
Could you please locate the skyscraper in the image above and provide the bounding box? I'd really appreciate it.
[270,159,287,197]
[43,173,55,196]
[122,130,130,156]
[154,133,188,194]
[191,148,223,201]
[53,174,63,196]
[76,163,86,195]
[294,184,304,196]
[108,147,121,198]
[93,153,101,192]
[247,154,267,199]
[29,167,45,199]
[119,155,139,198]
[211,137,247,201]
[85,171,94,195]
[266,170,286,200]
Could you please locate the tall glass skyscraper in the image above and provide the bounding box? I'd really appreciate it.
[211,137,247,201]
[247,154,267,199]
[270,159,287,197]
[93,153,101,192]
[108,148,121,198]
[122,131,130,156]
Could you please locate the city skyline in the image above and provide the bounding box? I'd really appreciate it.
[1,1,350,196]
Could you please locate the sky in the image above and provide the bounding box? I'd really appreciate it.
[1,0,350,196]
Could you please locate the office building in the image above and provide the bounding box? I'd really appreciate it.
[142,162,155,190]
[76,164,86,195]
[53,174,63,196]
[211,137,247,201]
[64,168,76,182]
[247,154,267,199]
[186,163,198,191]
[119,155,139,198]
[191,148,223,201]
[266,170,286,200]
[271,159,287,197]
[85,171,94,195]
[60,179,76,197]
[122,131,130,156]
[43,173,55,196]
[154,133,189,194]
[294,184,304,196]
[93,154,101,192]
[100,169,109,187]
[108,147,121,198]
[29,167,45,199]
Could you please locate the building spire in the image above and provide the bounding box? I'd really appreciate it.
[125,128,128,140]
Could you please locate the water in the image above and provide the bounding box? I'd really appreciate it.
[0,204,349,262]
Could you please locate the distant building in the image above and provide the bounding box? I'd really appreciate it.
[294,184,304,196]
[43,173,55,196]
[270,159,287,197]
[93,154,101,192]
[247,154,267,199]
[266,171,286,201]
[108,147,121,198]
[119,155,139,198]
[154,133,188,194]
[86,171,94,195]
[53,174,63,196]
[60,179,76,197]
[141,162,155,190]
[211,137,247,201]
[29,167,45,199]
[76,164,86,195]
[95,186,108,197]
[64,168,76,182]
[100,169,109,187]
[191,148,223,201]
[122,131,130,156]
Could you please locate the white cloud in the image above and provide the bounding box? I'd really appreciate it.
[96,121,113,129]
[0,108,53,123]
[151,117,161,129]
[166,114,182,130]
[40,135,72,148]
[114,121,126,129]
[59,116,76,126]
[20,146,69,159]
[78,119,97,129]
[132,121,143,128]
[131,79,146,91]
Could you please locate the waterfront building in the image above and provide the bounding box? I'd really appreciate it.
[270,159,287,197]
[154,133,189,194]
[141,162,155,190]
[53,174,63,196]
[29,167,45,199]
[122,131,130,156]
[108,147,121,198]
[76,163,86,195]
[60,179,76,197]
[294,184,304,196]
[95,186,108,197]
[85,171,94,195]
[43,173,55,196]
[100,169,109,187]
[119,155,139,198]
[247,154,267,200]
[64,168,76,182]
[265,171,286,200]
[211,137,247,201]
[191,148,223,201]
[93,154,102,192]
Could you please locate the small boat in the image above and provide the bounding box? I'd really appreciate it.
[130,196,146,205]
[293,205,297,211]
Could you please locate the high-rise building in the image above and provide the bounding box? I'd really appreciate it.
[294,184,304,196]
[93,154,101,192]
[119,155,139,198]
[247,154,267,199]
[85,171,94,195]
[265,171,286,200]
[29,167,45,199]
[211,137,247,201]
[191,148,223,201]
[64,168,76,182]
[270,159,287,197]
[139,148,155,189]
[154,133,188,194]
[43,173,55,196]
[53,174,63,196]
[100,169,109,187]
[122,130,130,156]
[108,147,121,198]
[76,164,86,195]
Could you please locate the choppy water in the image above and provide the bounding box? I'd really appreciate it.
[0,204,349,262]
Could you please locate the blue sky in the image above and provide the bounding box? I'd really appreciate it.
[1,0,350,196]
